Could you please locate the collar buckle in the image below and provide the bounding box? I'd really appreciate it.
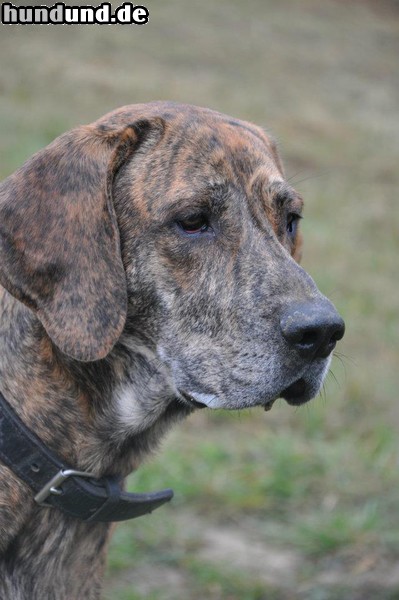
[34,469,96,506]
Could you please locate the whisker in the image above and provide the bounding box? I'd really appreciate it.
[333,351,355,380]
[286,169,307,184]
[327,368,340,389]
[287,168,335,187]
[334,350,355,365]
[319,381,327,405]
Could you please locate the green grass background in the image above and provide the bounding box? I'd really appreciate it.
[1,1,398,598]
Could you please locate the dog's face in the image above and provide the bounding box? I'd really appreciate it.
[0,102,344,418]
[110,104,344,411]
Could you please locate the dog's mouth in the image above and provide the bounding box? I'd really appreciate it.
[263,378,308,411]
[180,378,311,412]
[178,390,207,409]
[279,377,308,406]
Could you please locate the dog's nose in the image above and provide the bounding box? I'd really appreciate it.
[280,301,345,359]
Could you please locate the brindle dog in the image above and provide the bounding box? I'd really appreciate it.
[0,102,344,599]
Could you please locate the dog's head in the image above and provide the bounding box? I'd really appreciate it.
[0,102,344,411]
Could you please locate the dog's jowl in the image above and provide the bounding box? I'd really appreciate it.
[0,102,344,599]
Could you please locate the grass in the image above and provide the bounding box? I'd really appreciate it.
[1,1,399,598]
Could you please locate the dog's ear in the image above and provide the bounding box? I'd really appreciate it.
[0,118,165,361]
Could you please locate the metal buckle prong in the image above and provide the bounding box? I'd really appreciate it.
[34,469,96,506]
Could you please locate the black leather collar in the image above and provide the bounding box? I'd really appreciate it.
[0,391,173,522]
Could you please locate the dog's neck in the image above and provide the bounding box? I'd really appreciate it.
[0,290,191,478]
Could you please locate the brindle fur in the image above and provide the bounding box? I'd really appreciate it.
[0,102,342,599]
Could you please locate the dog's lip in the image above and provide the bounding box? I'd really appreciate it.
[264,398,277,412]
[280,378,308,406]
[178,390,207,409]
[264,378,308,411]
[179,378,312,411]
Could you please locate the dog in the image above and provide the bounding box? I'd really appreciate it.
[0,102,344,599]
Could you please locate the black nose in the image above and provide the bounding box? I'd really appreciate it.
[280,301,345,359]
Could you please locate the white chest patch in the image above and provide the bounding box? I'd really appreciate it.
[115,383,146,434]
[114,337,178,435]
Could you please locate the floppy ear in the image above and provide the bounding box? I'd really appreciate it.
[0,118,163,361]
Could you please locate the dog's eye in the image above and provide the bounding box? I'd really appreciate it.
[177,215,210,235]
[287,213,301,237]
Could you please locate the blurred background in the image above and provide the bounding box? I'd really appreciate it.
[1,1,398,598]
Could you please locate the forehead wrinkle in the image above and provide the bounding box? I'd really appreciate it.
[248,167,283,197]
[208,146,234,177]
[246,168,285,224]
[215,131,279,190]
[173,152,232,193]
[178,120,269,183]
[164,117,275,191]
[267,181,304,210]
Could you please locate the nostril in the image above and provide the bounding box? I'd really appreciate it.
[280,302,345,360]
[298,329,320,349]
[322,338,338,358]
[317,319,345,358]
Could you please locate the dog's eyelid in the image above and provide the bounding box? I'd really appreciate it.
[174,207,209,219]
[175,214,215,237]
[166,208,210,230]
[287,211,303,221]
